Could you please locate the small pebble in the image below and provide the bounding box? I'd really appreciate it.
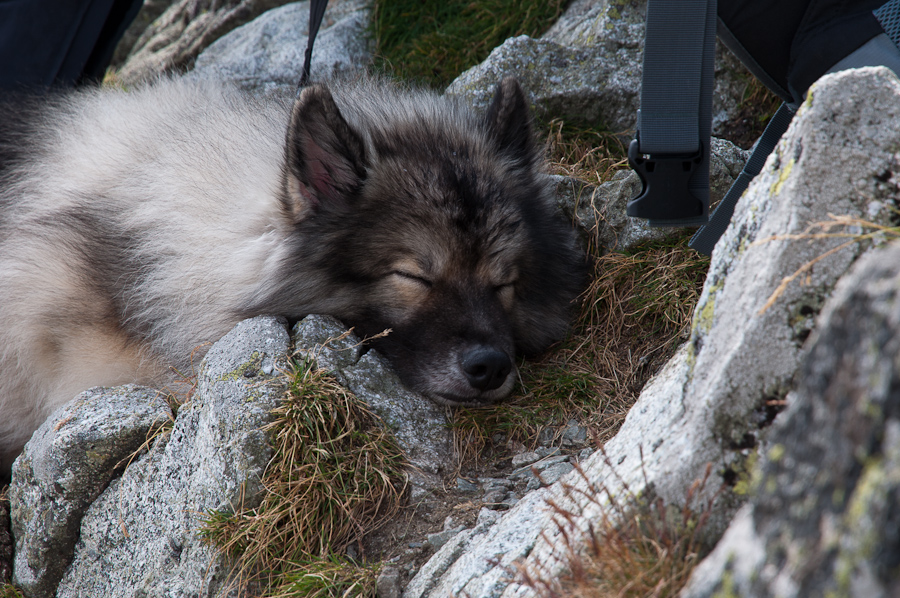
[476,507,501,527]
[478,477,513,489]
[511,450,541,468]
[456,477,479,493]
[482,489,508,504]
[376,566,402,598]
[426,527,465,550]
[538,462,575,486]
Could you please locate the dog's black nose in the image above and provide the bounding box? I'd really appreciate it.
[461,349,512,391]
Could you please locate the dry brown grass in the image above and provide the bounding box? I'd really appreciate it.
[757,212,900,314]
[199,357,408,597]
[544,118,628,186]
[518,456,719,598]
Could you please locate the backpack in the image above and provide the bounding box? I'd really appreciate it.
[627,0,900,255]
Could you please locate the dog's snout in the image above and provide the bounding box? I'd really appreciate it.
[461,349,512,391]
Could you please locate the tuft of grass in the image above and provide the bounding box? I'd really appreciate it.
[268,555,380,598]
[739,76,782,124]
[372,0,569,88]
[199,357,408,597]
[0,586,23,598]
[544,117,628,186]
[720,74,783,149]
[518,457,720,598]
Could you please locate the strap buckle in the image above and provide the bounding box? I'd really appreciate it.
[626,137,707,226]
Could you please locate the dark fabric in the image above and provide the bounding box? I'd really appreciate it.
[0,0,143,90]
[790,3,884,98]
[718,0,885,103]
[717,1,810,102]
[78,0,144,84]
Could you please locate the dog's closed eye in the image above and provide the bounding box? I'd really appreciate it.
[392,270,432,289]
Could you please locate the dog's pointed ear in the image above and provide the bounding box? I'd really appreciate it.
[283,84,367,222]
[484,77,536,168]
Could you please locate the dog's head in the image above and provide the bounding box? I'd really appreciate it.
[278,77,586,406]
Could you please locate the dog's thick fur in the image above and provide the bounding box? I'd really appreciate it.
[0,76,585,474]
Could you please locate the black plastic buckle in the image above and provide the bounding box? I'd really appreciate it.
[627,137,707,225]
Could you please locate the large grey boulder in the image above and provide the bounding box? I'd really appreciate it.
[192,0,372,91]
[15,316,291,598]
[403,66,900,598]
[447,35,641,136]
[10,386,172,598]
[116,0,297,85]
[447,0,753,137]
[681,239,900,598]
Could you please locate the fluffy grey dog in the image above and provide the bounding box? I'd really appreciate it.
[0,75,585,474]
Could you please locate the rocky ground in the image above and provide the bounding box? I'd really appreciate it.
[6,2,900,597]
[361,436,595,592]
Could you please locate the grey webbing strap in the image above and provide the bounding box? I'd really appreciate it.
[639,0,711,155]
[298,0,329,90]
[627,0,716,227]
[689,102,795,255]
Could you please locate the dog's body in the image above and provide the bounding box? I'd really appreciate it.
[0,75,584,474]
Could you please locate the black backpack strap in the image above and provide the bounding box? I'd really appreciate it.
[626,0,717,227]
[298,0,329,90]
[689,102,796,255]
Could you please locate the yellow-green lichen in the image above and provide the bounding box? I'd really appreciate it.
[690,279,724,339]
[827,453,897,598]
[770,158,795,196]
[832,487,846,508]
[685,284,718,376]
[711,563,740,598]
[803,87,815,111]
[685,341,698,372]
[768,444,786,462]
[732,451,760,496]
[217,351,264,383]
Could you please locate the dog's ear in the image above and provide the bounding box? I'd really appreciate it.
[284,85,367,222]
[484,77,536,168]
